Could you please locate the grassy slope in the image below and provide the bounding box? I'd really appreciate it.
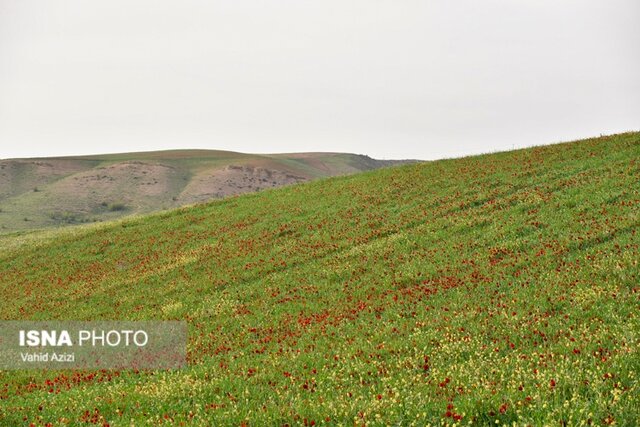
[0,133,638,425]
[0,150,402,234]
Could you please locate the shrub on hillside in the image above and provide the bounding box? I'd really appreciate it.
[107,202,127,212]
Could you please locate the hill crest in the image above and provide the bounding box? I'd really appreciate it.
[0,149,412,233]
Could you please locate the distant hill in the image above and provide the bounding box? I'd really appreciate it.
[0,150,413,233]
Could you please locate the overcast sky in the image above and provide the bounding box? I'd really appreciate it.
[0,0,638,160]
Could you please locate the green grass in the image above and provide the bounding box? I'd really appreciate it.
[0,133,638,425]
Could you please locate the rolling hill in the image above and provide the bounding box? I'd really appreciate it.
[0,133,638,425]
[0,150,408,234]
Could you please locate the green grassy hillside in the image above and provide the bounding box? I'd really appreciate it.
[0,150,406,234]
[0,133,638,425]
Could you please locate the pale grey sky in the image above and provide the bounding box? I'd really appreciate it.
[0,0,638,160]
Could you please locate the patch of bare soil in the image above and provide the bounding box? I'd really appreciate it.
[178,165,307,203]
[0,159,93,199]
[52,161,179,201]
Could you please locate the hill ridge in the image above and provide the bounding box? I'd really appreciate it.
[0,149,411,233]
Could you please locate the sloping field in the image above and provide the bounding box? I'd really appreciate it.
[0,133,638,425]
[0,150,405,234]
